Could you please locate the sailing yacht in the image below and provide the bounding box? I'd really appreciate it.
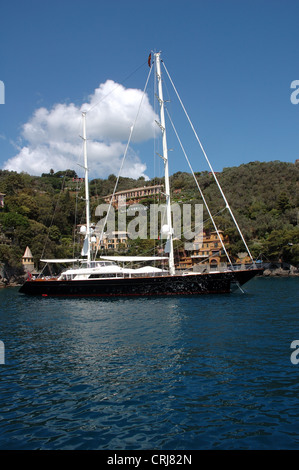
[19,52,263,297]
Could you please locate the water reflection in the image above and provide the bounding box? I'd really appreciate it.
[1,279,299,449]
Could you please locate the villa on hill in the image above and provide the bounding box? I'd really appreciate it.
[104,185,163,210]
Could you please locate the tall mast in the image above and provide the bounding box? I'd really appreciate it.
[82,111,91,264]
[155,52,175,275]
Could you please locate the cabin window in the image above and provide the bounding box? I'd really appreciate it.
[89,273,118,279]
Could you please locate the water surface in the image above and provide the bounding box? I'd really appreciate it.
[0,277,299,449]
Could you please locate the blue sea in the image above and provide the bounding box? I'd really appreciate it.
[0,277,299,451]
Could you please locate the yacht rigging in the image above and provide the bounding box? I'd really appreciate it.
[19,51,263,297]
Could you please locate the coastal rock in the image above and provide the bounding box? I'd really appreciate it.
[263,266,299,277]
[0,274,26,288]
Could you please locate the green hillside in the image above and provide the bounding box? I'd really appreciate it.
[0,160,298,281]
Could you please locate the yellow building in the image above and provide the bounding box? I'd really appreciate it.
[176,231,229,270]
[96,231,129,251]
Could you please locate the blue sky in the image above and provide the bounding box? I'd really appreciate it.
[0,0,299,180]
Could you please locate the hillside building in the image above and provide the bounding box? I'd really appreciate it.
[176,231,229,270]
[96,231,130,251]
[104,185,163,209]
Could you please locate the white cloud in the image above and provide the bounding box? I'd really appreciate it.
[4,80,158,179]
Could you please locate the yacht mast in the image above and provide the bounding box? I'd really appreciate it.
[155,52,175,275]
[82,111,91,264]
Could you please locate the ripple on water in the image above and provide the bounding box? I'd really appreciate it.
[0,279,299,449]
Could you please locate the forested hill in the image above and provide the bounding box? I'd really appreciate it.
[0,160,298,280]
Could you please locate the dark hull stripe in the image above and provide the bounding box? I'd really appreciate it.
[19,269,263,297]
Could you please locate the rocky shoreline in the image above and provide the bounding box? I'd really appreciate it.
[0,280,23,288]
[0,274,26,288]
[262,266,299,277]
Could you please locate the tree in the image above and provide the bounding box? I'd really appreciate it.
[0,162,298,273]
[48,225,61,242]
[263,227,299,265]
[276,192,292,213]
[6,193,39,219]
[0,244,24,282]
[0,212,29,230]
